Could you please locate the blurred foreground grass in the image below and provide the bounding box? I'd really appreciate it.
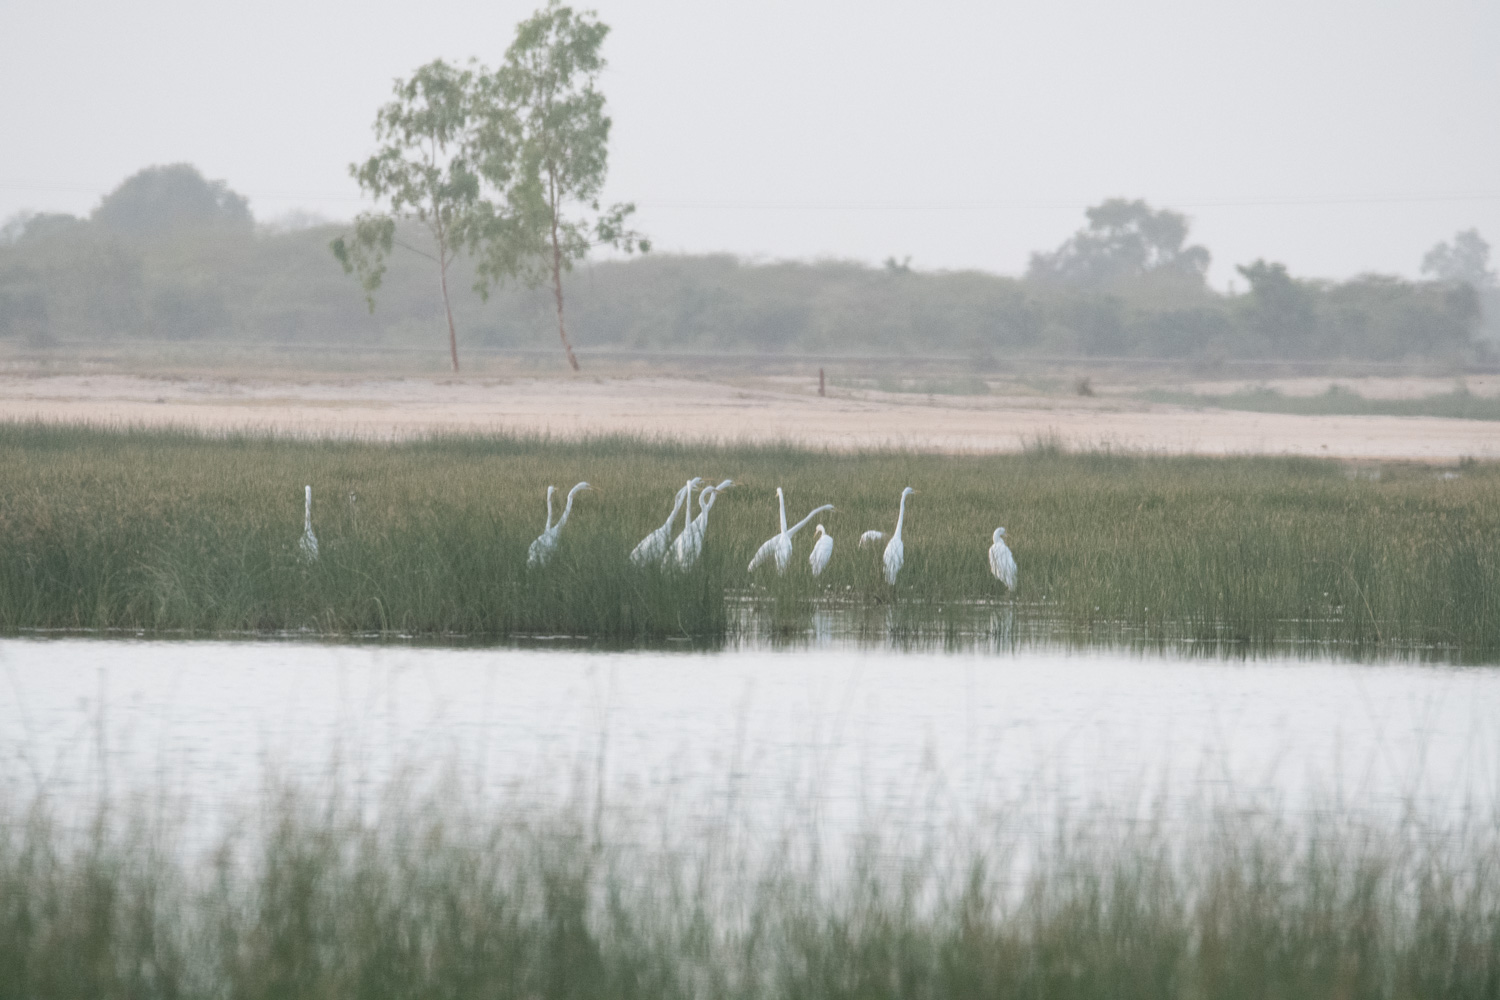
[1,423,1497,652]
[1,776,1497,1000]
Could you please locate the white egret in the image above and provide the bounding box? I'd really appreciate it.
[857,530,886,548]
[809,524,834,576]
[868,486,915,584]
[527,481,594,568]
[671,479,733,569]
[631,477,703,566]
[298,485,318,561]
[988,527,1018,590]
[748,489,835,574]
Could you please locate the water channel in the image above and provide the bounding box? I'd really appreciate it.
[3,636,1497,847]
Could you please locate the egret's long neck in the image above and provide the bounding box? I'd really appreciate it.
[545,490,555,531]
[683,481,695,533]
[788,504,834,537]
[696,489,717,524]
[557,487,583,529]
[777,490,787,534]
[893,492,909,538]
[662,483,689,532]
[304,488,312,529]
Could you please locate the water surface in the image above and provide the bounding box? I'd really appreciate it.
[3,638,1497,837]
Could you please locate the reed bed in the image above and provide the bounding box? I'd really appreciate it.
[1,423,1497,652]
[1,776,1497,1000]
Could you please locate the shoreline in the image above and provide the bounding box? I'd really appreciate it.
[2,372,1498,460]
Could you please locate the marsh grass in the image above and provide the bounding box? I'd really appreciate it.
[2,424,1498,651]
[1146,384,1500,421]
[2,776,1498,1000]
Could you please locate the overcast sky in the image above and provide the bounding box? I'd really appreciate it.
[2,0,1497,285]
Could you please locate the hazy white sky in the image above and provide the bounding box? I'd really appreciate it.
[2,0,1497,284]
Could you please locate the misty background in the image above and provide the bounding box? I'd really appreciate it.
[1,0,1497,362]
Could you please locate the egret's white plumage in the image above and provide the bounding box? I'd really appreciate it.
[528,482,593,568]
[299,485,318,561]
[671,479,733,569]
[857,530,887,548]
[747,487,788,571]
[543,484,556,532]
[631,477,702,567]
[872,487,915,584]
[809,524,833,576]
[749,488,835,574]
[988,527,1018,590]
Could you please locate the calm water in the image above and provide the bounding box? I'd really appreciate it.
[2,637,1498,837]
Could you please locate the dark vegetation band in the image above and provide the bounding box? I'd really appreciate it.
[2,168,1495,364]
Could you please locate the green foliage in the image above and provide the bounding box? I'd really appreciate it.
[1237,259,1318,350]
[470,0,647,370]
[336,59,487,370]
[2,425,1498,654]
[92,163,253,238]
[0,176,1488,363]
[1028,198,1211,290]
[334,5,646,372]
[1,779,1498,1000]
[1422,228,1495,288]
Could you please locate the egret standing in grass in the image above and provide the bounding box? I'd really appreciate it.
[528,482,594,568]
[988,527,1018,590]
[862,486,915,584]
[748,488,835,575]
[809,524,834,576]
[546,485,558,530]
[299,485,318,561]
[671,479,733,569]
[631,477,702,567]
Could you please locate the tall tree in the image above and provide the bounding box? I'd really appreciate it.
[93,164,253,239]
[1236,259,1316,351]
[1421,229,1495,288]
[1028,198,1210,289]
[478,1,647,372]
[333,59,484,372]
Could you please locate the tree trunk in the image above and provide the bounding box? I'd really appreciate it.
[439,248,460,373]
[548,167,580,372]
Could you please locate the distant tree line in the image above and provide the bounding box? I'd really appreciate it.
[1,169,1494,364]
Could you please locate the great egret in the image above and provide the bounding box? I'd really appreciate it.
[857,530,886,548]
[868,486,915,584]
[299,485,318,561]
[528,481,594,568]
[748,489,835,574]
[809,524,833,576]
[631,477,703,566]
[671,479,733,569]
[988,527,1018,590]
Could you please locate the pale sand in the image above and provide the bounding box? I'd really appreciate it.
[1,373,1496,461]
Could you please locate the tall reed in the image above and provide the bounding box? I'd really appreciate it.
[2,424,1497,652]
[1,776,1497,1000]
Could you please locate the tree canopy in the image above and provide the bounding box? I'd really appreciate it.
[332,3,645,372]
[473,0,648,370]
[3,167,1489,364]
[92,164,252,238]
[1028,199,1211,289]
[1422,229,1495,288]
[333,58,486,372]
